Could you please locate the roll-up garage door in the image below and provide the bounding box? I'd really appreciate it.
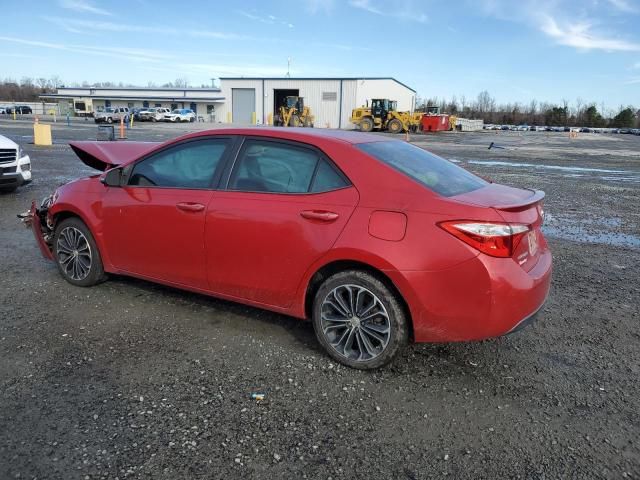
[232,88,255,124]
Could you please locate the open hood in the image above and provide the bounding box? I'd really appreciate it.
[69,141,161,171]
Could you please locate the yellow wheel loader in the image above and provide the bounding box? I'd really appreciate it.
[350,99,421,134]
[274,96,314,127]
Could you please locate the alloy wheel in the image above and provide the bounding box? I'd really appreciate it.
[56,226,92,281]
[320,284,391,361]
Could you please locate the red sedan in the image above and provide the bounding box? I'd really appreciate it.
[22,128,551,369]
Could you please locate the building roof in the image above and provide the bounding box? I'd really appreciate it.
[218,77,416,93]
[56,86,222,92]
[40,94,225,102]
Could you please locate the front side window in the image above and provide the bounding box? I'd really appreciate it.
[357,141,487,197]
[128,139,229,189]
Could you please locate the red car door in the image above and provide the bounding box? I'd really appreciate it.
[205,138,358,307]
[101,138,232,289]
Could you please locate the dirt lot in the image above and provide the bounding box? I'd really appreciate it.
[1,119,639,479]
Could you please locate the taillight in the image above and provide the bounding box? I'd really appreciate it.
[439,221,530,258]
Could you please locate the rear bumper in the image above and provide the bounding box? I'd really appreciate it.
[389,248,552,343]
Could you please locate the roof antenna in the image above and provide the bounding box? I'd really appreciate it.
[286,57,291,78]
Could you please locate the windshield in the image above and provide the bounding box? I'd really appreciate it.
[104,107,115,113]
[357,141,487,197]
[172,109,181,114]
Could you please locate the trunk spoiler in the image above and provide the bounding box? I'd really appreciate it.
[494,190,545,211]
[493,188,544,212]
[69,141,161,171]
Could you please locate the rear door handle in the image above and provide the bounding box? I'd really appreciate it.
[176,202,205,213]
[300,210,339,222]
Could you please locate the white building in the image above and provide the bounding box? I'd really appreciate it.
[42,77,416,129]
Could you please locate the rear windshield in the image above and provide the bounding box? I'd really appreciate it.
[357,141,487,197]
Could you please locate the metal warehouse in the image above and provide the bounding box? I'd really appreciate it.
[42,77,416,129]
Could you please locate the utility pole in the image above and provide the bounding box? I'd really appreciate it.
[286,57,291,78]
[210,78,215,88]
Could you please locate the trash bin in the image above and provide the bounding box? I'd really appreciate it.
[97,125,115,141]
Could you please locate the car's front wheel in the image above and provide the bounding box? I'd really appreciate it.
[53,217,107,287]
[312,270,409,369]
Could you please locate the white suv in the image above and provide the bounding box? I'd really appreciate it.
[164,109,196,123]
[140,107,171,122]
[0,134,31,193]
[94,107,130,124]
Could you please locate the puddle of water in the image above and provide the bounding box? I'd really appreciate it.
[466,160,640,184]
[467,160,628,174]
[542,213,640,248]
[542,224,640,248]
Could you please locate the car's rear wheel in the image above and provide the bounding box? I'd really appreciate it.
[106,117,113,124]
[53,217,106,287]
[312,270,409,369]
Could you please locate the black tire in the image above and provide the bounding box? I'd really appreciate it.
[53,217,107,287]
[151,117,157,122]
[312,270,409,369]
[360,117,374,132]
[106,117,113,124]
[387,118,403,134]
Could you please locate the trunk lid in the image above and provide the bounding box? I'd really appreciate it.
[70,141,160,171]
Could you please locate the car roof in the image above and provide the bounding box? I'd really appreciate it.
[175,127,389,145]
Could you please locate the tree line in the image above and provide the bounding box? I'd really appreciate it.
[416,90,639,128]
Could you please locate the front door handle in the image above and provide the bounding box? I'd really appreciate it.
[176,202,205,213]
[300,210,339,222]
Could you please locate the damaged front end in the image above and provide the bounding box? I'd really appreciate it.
[17,195,55,260]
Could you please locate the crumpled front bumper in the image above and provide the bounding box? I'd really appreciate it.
[18,200,54,260]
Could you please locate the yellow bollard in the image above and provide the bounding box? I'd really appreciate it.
[227,111,232,123]
[251,112,256,125]
[13,110,16,121]
[34,123,52,146]
[130,115,134,128]
[267,113,273,126]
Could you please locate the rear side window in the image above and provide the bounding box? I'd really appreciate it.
[357,141,487,197]
[129,139,229,189]
[311,160,348,192]
[228,140,347,194]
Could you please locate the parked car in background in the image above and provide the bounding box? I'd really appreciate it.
[132,108,148,121]
[94,107,129,124]
[0,134,31,193]
[140,107,171,122]
[0,107,7,114]
[164,108,196,123]
[4,106,33,114]
[20,128,551,369]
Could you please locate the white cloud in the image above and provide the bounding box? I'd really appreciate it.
[606,0,639,13]
[59,0,112,16]
[348,0,427,23]
[540,15,640,52]
[0,36,170,63]
[237,10,295,28]
[43,17,251,40]
[304,0,336,14]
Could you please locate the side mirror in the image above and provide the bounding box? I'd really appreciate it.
[100,167,123,187]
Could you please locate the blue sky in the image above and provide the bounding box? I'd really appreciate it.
[0,0,639,111]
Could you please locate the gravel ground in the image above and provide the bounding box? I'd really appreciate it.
[1,119,639,479]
